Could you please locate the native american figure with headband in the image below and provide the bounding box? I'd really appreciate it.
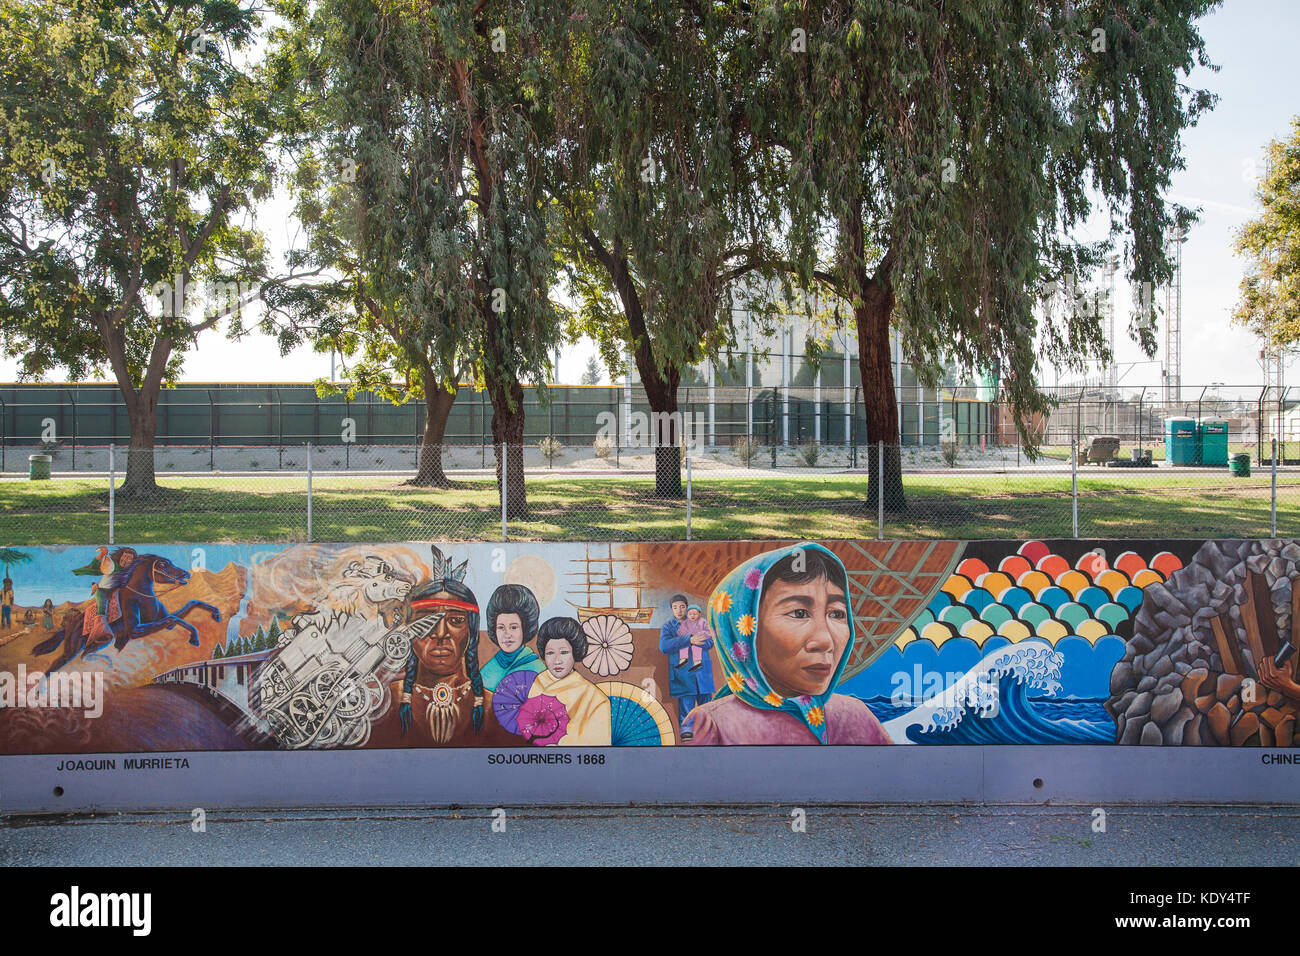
[369,546,522,748]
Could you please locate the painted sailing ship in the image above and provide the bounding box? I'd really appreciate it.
[567,543,655,625]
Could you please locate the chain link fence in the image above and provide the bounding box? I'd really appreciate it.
[2,441,1299,545]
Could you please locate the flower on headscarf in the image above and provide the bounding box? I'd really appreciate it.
[711,591,732,615]
[744,567,763,590]
[737,614,755,636]
[806,705,825,728]
[763,691,783,706]
[731,640,750,662]
[727,672,746,694]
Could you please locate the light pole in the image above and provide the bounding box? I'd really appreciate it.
[1164,227,1188,405]
[1103,254,1119,433]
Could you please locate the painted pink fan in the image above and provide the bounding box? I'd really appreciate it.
[516,694,569,746]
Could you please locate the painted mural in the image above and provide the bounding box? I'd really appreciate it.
[0,537,1295,753]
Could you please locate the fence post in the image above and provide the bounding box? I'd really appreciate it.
[1071,440,1078,538]
[501,443,508,542]
[877,440,884,540]
[108,443,115,546]
[685,447,693,541]
[1272,437,1278,537]
[306,441,313,543]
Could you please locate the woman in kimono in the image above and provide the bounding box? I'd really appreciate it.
[526,617,611,746]
[684,542,892,746]
[480,584,546,692]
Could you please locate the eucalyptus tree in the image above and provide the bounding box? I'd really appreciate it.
[276,0,482,487]
[762,0,1218,508]
[557,0,787,497]
[0,0,316,496]
[309,0,564,514]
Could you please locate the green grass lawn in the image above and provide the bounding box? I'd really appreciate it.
[1,471,1298,544]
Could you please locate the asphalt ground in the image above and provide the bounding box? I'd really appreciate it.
[2,803,1298,867]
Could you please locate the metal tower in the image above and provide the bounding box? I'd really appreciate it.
[1164,227,1187,405]
[1103,255,1119,396]
[1263,349,1285,399]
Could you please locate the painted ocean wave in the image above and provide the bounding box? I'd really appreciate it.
[864,639,1115,745]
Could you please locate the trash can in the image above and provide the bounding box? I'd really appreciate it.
[1197,417,1229,466]
[1229,453,1251,477]
[1164,417,1198,465]
[28,454,51,480]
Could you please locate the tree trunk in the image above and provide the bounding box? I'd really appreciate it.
[487,379,528,519]
[621,287,683,499]
[855,272,906,512]
[408,385,455,488]
[640,371,684,499]
[118,380,161,500]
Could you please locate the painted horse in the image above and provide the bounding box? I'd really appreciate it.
[32,553,221,673]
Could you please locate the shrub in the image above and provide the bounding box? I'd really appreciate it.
[940,441,959,467]
[798,442,821,467]
[539,436,564,462]
[733,437,760,466]
[592,434,614,459]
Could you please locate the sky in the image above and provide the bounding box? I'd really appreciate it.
[2,0,1294,394]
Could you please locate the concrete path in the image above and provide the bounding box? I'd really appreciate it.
[3,803,1297,866]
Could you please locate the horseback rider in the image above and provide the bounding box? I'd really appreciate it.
[73,546,138,619]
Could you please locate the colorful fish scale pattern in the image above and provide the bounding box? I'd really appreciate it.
[897,541,1183,649]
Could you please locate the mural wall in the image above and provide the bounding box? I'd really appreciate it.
[0,538,1294,753]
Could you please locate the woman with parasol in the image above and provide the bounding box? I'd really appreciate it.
[684,542,892,746]
[480,584,546,693]
[520,617,611,746]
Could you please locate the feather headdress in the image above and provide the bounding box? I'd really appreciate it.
[429,545,468,584]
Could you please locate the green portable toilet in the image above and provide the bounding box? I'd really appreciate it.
[1164,417,1198,465]
[1197,417,1229,467]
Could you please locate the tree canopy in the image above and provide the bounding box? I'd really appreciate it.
[0,0,314,494]
[557,0,787,495]
[1233,116,1300,353]
[760,0,1217,506]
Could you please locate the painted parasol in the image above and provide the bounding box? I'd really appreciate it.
[516,693,569,746]
[491,669,538,736]
[597,681,676,746]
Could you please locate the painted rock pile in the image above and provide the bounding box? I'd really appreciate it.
[1106,539,1300,745]
[905,541,1178,649]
